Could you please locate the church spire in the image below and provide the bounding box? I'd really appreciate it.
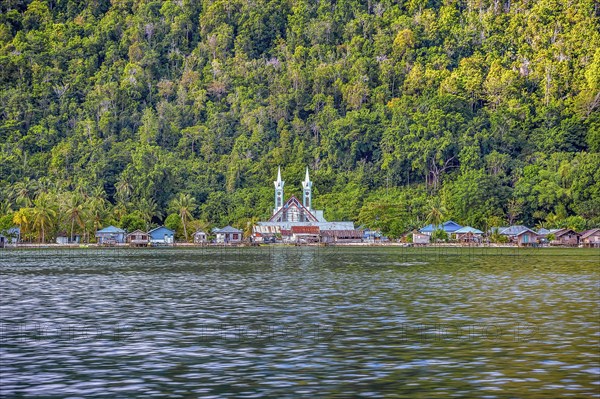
[273,166,285,214]
[302,166,312,210]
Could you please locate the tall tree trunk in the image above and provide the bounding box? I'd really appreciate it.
[182,215,188,242]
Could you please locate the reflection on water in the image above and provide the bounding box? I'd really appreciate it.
[1,247,599,398]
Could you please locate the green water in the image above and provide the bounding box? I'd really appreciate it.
[1,247,598,398]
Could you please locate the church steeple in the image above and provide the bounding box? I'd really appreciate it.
[273,166,285,214]
[302,167,312,210]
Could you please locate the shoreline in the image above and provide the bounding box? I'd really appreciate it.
[0,243,596,249]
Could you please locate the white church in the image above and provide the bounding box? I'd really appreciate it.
[252,167,361,243]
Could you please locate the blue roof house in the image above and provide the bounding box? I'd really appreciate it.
[149,226,175,245]
[420,220,463,235]
[95,226,126,244]
[0,227,21,245]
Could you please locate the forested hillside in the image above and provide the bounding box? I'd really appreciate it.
[1,0,599,240]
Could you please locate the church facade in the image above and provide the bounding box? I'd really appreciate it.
[253,167,361,243]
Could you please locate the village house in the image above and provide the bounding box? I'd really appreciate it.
[149,226,175,245]
[7,227,20,243]
[214,226,243,244]
[320,229,363,244]
[496,225,538,246]
[95,226,126,244]
[361,228,383,243]
[454,226,484,243]
[412,231,430,245]
[580,229,600,247]
[536,228,551,245]
[0,227,20,246]
[550,228,580,246]
[56,232,82,244]
[193,230,208,244]
[419,220,463,236]
[127,230,150,247]
[291,225,320,243]
[252,225,280,243]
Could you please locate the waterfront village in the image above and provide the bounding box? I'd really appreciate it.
[1,168,599,249]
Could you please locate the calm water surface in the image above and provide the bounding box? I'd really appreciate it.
[1,247,599,398]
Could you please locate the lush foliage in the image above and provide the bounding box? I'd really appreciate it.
[1,0,599,241]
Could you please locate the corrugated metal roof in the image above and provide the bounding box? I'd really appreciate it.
[149,226,175,234]
[499,225,536,236]
[554,228,580,238]
[320,230,363,238]
[291,226,320,234]
[420,220,463,233]
[580,229,600,239]
[96,225,125,233]
[454,226,483,234]
[127,229,147,236]
[214,225,242,233]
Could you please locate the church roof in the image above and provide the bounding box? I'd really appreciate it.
[257,221,355,230]
[269,195,319,222]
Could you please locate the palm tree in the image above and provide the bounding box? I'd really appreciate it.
[0,198,12,215]
[13,208,33,242]
[32,194,57,243]
[36,177,55,195]
[62,192,85,243]
[137,197,164,230]
[426,197,446,229]
[115,176,133,202]
[169,193,197,242]
[13,178,36,207]
[87,189,108,242]
[113,200,128,221]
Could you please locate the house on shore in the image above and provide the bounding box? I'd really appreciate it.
[96,226,126,244]
[56,232,82,244]
[291,225,320,243]
[252,225,280,243]
[580,229,600,247]
[127,230,150,247]
[215,226,243,244]
[320,229,363,243]
[496,225,538,246]
[412,231,430,245]
[149,226,175,245]
[0,227,20,246]
[550,228,580,246]
[361,228,383,243]
[536,228,552,244]
[193,230,208,244]
[454,226,484,243]
[419,221,463,236]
